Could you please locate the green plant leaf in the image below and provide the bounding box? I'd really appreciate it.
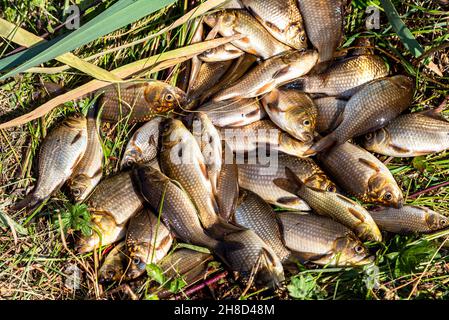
[0,0,176,80]
[380,0,424,58]
[146,263,166,285]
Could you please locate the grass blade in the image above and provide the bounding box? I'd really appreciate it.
[0,18,122,82]
[380,0,424,58]
[0,35,241,129]
[0,0,176,80]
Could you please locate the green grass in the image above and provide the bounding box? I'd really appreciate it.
[1,0,449,300]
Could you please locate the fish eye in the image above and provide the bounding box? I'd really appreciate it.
[107,270,116,279]
[441,219,448,227]
[125,159,135,167]
[303,119,311,127]
[165,93,174,102]
[383,192,393,201]
[300,35,306,42]
[327,185,336,192]
[365,133,373,140]
[354,245,365,254]
[132,257,141,265]
[72,189,81,197]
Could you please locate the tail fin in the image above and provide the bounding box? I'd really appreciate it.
[303,134,338,156]
[11,193,42,212]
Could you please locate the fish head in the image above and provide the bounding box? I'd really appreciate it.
[333,235,373,266]
[254,248,285,288]
[143,81,186,113]
[425,209,449,231]
[354,220,383,242]
[305,173,337,192]
[62,114,87,129]
[204,10,236,30]
[367,173,404,208]
[283,50,319,73]
[285,22,307,50]
[121,148,142,169]
[68,174,97,202]
[390,75,414,91]
[75,213,123,254]
[279,133,313,157]
[125,247,148,280]
[362,129,389,151]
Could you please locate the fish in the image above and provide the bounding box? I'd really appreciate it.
[13,115,88,211]
[191,112,222,193]
[234,189,291,262]
[200,54,259,103]
[125,209,173,279]
[67,109,103,202]
[199,43,244,62]
[287,55,389,98]
[370,206,449,234]
[278,212,372,266]
[297,0,344,63]
[275,167,382,241]
[197,98,266,128]
[203,9,292,60]
[314,97,347,134]
[159,119,222,231]
[306,75,415,155]
[261,89,317,142]
[216,159,239,221]
[121,117,163,169]
[212,50,318,101]
[361,106,449,157]
[188,60,233,101]
[217,229,285,288]
[318,141,403,208]
[240,0,307,50]
[97,81,186,123]
[220,120,313,158]
[133,164,222,249]
[76,171,145,253]
[238,152,335,210]
[98,242,128,283]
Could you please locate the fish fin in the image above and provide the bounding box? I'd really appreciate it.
[261,89,280,113]
[284,79,305,91]
[11,193,42,212]
[272,66,291,79]
[304,134,337,156]
[273,178,299,195]
[390,144,411,154]
[358,158,380,172]
[277,196,301,205]
[71,131,83,145]
[348,207,366,222]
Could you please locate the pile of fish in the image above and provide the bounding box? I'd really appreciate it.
[10,0,449,293]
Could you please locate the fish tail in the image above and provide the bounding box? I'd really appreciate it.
[11,193,42,212]
[303,134,338,156]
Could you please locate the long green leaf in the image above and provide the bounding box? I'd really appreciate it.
[380,0,424,58]
[0,0,175,80]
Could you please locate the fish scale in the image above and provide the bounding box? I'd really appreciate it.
[238,153,334,210]
[212,50,319,101]
[308,75,414,154]
[314,97,346,133]
[198,98,265,128]
[297,0,344,63]
[370,206,449,234]
[318,141,403,207]
[289,55,389,98]
[241,0,307,49]
[234,190,291,262]
[13,116,88,211]
[68,111,103,202]
[188,60,233,100]
[362,111,449,157]
[278,212,371,266]
[121,117,162,168]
